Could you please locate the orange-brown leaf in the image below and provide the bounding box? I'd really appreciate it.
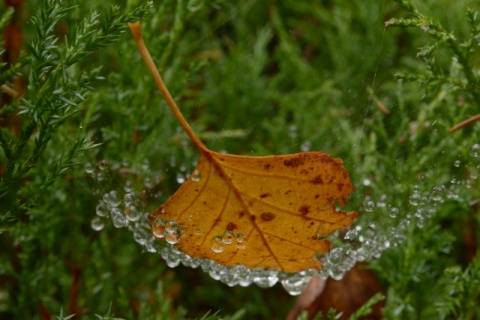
[128,21,357,273]
[150,150,357,273]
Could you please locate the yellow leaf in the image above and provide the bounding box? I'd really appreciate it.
[129,22,358,273]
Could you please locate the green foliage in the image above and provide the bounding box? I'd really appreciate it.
[1,0,480,319]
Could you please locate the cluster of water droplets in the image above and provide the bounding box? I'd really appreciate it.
[209,231,246,253]
[85,143,480,295]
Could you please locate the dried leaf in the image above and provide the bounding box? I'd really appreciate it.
[129,22,358,273]
[288,263,384,319]
[152,151,356,272]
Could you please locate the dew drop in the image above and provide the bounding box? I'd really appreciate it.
[165,220,178,234]
[454,160,461,167]
[430,185,446,202]
[124,193,134,205]
[389,207,399,218]
[111,208,128,228]
[344,228,358,240]
[176,172,186,184]
[328,248,344,264]
[409,192,421,206]
[364,200,375,212]
[470,144,480,157]
[108,191,121,207]
[222,231,235,245]
[96,172,104,181]
[300,140,312,152]
[152,219,166,238]
[211,236,225,253]
[96,203,108,217]
[281,274,311,296]
[98,159,108,171]
[165,232,180,244]
[133,228,149,245]
[191,169,201,182]
[91,217,105,231]
[125,205,142,222]
[124,181,133,193]
[85,163,94,174]
[252,269,279,288]
[235,233,247,250]
[328,265,346,280]
[144,177,154,189]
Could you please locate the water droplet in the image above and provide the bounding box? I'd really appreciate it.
[96,203,108,217]
[165,232,180,244]
[236,233,247,250]
[222,231,235,244]
[111,208,128,228]
[328,248,344,264]
[377,194,387,208]
[124,181,133,193]
[281,274,311,296]
[300,140,312,152]
[96,172,104,181]
[454,160,461,167]
[191,169,201,182]
[91,217,105,231]
[389,207,399,218]
[470,144,480,157]
[364,200,375,212]
[121,158,130,167]
[409,192,421,206]
[430,185,446,202]
[124,193,134,205]
[142,159,150,171]
[416,215,426,228]
[211,236,225,253]
[85,163,94,174]
[176,172,185,184]
[152,219,166,238]
[165,220,178,234]
[252,269,279,288]
[363,179,371,186]
[98,159,108,171]
[125,205,142,221]
[328,265,346,280]
[344,229,358,240]
[107,191,120,207]
[133,228,149,245]
[144,177,154,189]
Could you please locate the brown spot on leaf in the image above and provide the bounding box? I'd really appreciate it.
[264,163,271,170]
[299,205,310,215]
[238,211,246,218]
[284,156,305,168]
[226,222,237,231]
[337,183,344,192]
[315,194,320,199]
[260,193,271,199]
[261,212,275,221]
[311,175,323,184]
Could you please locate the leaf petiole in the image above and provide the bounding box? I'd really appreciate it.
[128,21,207,152]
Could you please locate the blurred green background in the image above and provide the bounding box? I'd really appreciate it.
[1,0,480,319]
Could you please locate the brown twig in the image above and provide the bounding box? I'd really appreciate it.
[1,84,19,98]
[449,114,480,133]
[375,101,390,115]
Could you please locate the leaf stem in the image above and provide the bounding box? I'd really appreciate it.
[128,21,207,152]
